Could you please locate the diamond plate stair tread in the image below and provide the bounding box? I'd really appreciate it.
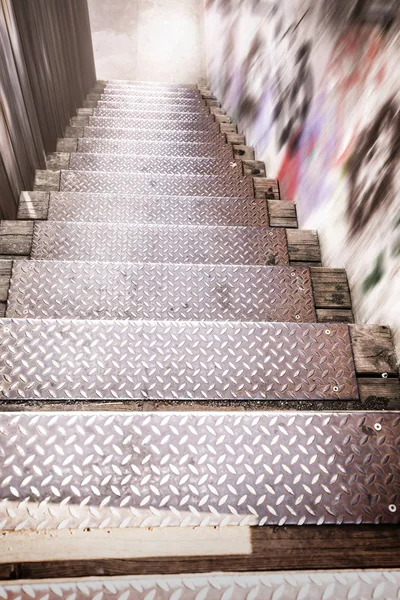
[99,96,206,108]
[31,223,288,265]
[60,171,254,197]
[0,320,358,401]
[1,411,397,531]
[77,138,233,158]
[101,87,201,98]
[83,127,227,144]
[105,80,197,88]
[47,194,268,225]
[69,154,243,177]
[88,116,220,132]
[93,109,215,123]
[7,262,316,323]
[1,572,400,600]
[97,101,208,113]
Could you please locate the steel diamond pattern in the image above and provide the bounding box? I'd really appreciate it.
[91,109,216,123]
[7,263,316,322]
[69,154,244,177]
[98,96,207,109]
[60,172,254,197]
[30,223,288,264]
[88,116,220,132]
[1,572,400,600]
[102,87,202,98]
[76,138,233,158]
[0,411,397,532]
[83,127,227,144]
[46,194,268,225]
[94,106,208,117]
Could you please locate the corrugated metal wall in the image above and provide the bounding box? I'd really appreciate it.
[0,0,96,219]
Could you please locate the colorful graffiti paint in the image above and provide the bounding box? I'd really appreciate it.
[205,0,400,361]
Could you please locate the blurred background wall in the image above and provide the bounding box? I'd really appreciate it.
[205,0,400,359]
[0,0,96,219]
[88,0,207,84]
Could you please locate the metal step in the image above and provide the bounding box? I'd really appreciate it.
[1,572,400,599]
[0,320,358,400]
[46,194,268,225]
[96,99,208,112]
[68,153,243,177]
[60,171,254,197]
[7,262,316,323]
[84,127,227,144]
[87,116,220,132]
[2,409,395,533]
[93,107,213,122]
[77,137,234,158]
[102,87,201,98]
[105,80,197,89]
[31,223,289,265]
[98,95,207,109]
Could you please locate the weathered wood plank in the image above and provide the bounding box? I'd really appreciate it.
[349,325,398,376]
[2,526,399,579]
[33,170,60,192]
[56,138,78,153]
[70,115,90,127]
[233,145,254,160]
[65,126,85,138]
[0,260,12,302]
[77,108,94,116]
[0,222,34,256]
[0,302,6,317]
[214,114,231,124]
[46,153,70,171]
[83,100,98,109]
[209,107,226,116]
[242,160,266,177]
[17,191,50,220]
[253,178,280,200]
[87,93,102,102]
[267,200,297,228]
[310,267,352,308]
[226,132,245,144]
[205,99,220,108]
[287,229,321,263]
[316,308,354,323]
[220,122,237,134]
[358,377,400,406]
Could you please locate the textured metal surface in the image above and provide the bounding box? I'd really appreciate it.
[93,108,213,122]
[0,321,358,401]
[46,194,268,225]
[31,223,289,265]
[7,262,316,322]
[88,116,220,132]
[102,87,201,98]
[84,127,226,145]
[60,171,254,197]
[96,101,208,113]
[99,96,206,109]
[105,80,197,89]
[77,138,233,158]
[1,411,398,532]
[69,153,244,177]
[2,572,400,600]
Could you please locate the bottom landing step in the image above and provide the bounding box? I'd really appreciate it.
[0,412,398,530]
[0,320,358,400]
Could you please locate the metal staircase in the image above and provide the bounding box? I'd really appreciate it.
[0,81,398,576]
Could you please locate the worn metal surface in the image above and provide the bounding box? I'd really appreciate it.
[94,100,210,116]
[83,127,227,144]
[99,96,206,108]
[68,154,243,177]
[76,138,233,158]
[60,172,254,197]
[88,116,220,132]
[102,87,201,98]
[7,263,316,323]
[46,194,268,225]
[105,80,197,89]
[31,223,289,265]
[1,410,398,532]
[1,572,400,600]
[93,108,215,122]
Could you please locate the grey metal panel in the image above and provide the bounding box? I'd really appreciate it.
[93,108,213,121]
[99,95,206,108]
[68,153,243,177]
[102,87,201,98]
[60,171,254,197]
[2,410,398,532]
[0,321,358,401]
[31,223,289,265]
[77,138,233,158]
[2,572,400,600]
[7,262,316,323]
[47,194,268,226]
[88,116,219,132]
[84,127,227,144]
[96,101,208,113]
[106,80,197,89]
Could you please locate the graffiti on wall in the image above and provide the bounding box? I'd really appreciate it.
[205,0,400,358]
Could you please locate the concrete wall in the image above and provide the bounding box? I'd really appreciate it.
[88,0,207,83]
[205,0,400,361]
